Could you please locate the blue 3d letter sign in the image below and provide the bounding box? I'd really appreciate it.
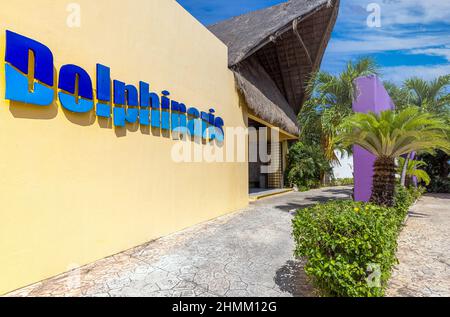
[4,30,225,141]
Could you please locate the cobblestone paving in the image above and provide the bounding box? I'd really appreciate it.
[5,187,352,297]
[387,194,450,297]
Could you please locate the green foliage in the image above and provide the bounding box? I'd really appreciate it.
[286,142,331,191]
[427,177,450,194]
[338,107,449,206]
[285,57,379,188]
[420,150,450,193]
[292,188,422,297]
[339,107,450,159]
[404,75,450,113]
[329,178,354,186]
[385,75,449,192]
[383,81,413,111]
[385,75,450,114]
[300,57,379,163]
[394,186,424,214]
[397,157,431,186]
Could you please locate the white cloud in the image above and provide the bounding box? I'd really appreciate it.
[410,46,450,62]
[382,64,450,83]
[344,0,450,27]
[328,35,449,54]
[378,0,450,26]
[332,0,450,59]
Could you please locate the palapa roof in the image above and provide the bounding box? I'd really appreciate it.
[209,0,340,136]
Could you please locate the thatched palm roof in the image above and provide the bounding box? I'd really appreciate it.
[209,0,340,136]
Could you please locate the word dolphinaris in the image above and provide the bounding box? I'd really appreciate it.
[4,30,225,141]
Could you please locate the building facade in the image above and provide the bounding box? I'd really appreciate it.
[0,0,338,294]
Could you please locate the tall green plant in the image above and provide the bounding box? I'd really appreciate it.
[397,157,431,186]
[384,75,449,187]
[339,107,450,207]
[300,57,379,164]
[405,75,450,113]
[286,142,331,190]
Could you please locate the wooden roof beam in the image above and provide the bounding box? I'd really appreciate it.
[293,18,313,67]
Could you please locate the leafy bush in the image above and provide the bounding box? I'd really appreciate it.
[292,188,421,297]
[394,186,415,214]
[297,180,321,192]
[421,150,449,193]
[329,178,354,186]
[427,177,450,194]
[286,142,331,190]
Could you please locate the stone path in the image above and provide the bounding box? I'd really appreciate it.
[387,194,450,297]
[5,187,352,297]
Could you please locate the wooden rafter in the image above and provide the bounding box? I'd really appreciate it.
[293,18,313,67]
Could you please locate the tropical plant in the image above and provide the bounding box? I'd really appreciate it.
[286,142,331,191]
[397,157,431,186]
[421,150,450,193]
[384,75,450,187]
[292,194,416,297]
[338,107,450,207]
[300,57,379,165]
[383,81,412,111]
[404,75,450,113]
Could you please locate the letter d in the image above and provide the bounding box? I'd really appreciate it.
[5,31,54,106]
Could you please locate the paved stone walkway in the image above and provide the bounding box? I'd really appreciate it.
[387,194,450,297]
[6,187,352,297]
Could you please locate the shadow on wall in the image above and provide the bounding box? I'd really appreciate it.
[7,86,227,144]
[9,99,195,142]
[8,67,60,120]
[6,68,175,138]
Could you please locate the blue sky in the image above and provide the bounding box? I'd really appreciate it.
[177,0,450,84]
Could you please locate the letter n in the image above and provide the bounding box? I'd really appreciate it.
[5,30,54,106]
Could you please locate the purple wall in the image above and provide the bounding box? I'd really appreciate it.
[353,75,395,202]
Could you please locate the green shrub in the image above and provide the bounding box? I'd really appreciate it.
[298,180,321,192]
[394,186,414,214]
[292,188,421,297]
[329,178,354,186]
[409,186,426,202]
[421,150,450,193]
[285,142,331,190]
[427,177,450,193]
[395,186,425,213]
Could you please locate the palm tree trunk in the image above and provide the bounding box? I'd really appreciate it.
[400,153,411,187]
[370,156,396,207]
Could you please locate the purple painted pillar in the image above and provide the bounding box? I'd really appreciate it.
[353,75,395,202]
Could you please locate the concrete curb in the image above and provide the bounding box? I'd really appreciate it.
[249,188,294,202]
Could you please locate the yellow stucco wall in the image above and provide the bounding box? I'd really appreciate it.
[0,0,248,294]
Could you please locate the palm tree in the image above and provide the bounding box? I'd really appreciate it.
[397,157,431,186]
[300,57,379,168]
[384,76,450,187]
[339,107,450,207]
[383,81,412,111]
[404,75,450,113]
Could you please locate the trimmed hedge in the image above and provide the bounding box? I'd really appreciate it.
[292,187,422,297]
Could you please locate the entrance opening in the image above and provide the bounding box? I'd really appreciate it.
[248,118,285,195]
